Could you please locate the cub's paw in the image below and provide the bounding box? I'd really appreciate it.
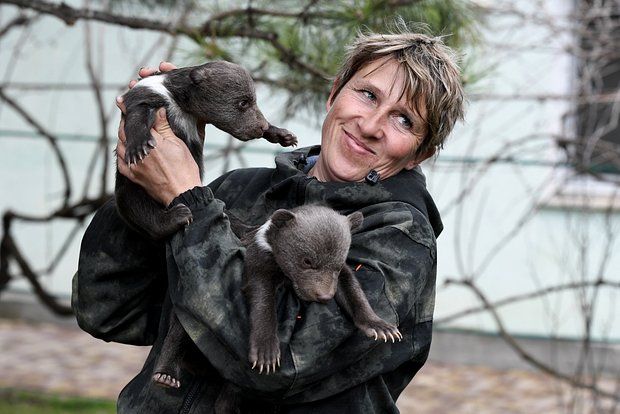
[357,318,403,343]
[124,138,156,166]
[152,372,181,389]
[263,125,298,147]
[147,204,193,240]
[249,336,281,375]
[166,204,193,227]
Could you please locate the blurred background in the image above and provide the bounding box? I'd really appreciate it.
[0,0,618,413]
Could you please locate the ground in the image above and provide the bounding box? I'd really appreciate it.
[0,318,614,413]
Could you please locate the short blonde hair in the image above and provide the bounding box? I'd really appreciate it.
[331,21,465,156]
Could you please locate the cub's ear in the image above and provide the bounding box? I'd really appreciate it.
[271,209,296,228]
[189,64,212,85]
[346,211,363,232]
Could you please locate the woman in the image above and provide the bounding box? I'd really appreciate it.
[73,25,464,413]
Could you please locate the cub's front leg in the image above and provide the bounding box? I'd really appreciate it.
[243,246,281,374]
[123,103,158,166]
[262,124,297,147]
[335,265,403,343]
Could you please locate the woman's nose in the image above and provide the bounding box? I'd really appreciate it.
[358,109,385,140]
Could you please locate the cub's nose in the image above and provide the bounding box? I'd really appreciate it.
[316,292,333,303]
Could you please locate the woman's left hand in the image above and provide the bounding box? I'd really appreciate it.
[116,105,202,206]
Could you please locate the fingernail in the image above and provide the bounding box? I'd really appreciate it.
[116,96,123,104]
[158,107,166,118]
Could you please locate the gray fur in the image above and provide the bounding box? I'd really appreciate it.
[242,205,401,379]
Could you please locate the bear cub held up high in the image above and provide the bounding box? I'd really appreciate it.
[115,60,296,240]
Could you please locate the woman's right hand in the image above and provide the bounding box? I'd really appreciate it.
[128,61,178,88]
[122,61,207,140]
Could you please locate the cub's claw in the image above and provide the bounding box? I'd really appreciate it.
[153,372,181,388]
[358,318,401,344]
[249,335,280,375]
[125,139,154,165]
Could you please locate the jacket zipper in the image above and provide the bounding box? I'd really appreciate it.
[179,380,200,414]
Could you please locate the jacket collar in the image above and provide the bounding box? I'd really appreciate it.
[271,146,443,237]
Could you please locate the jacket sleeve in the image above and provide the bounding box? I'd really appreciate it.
[166,187,437,402]
[71,198,168,345]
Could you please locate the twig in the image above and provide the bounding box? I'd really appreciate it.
[0,13,30,38]
[1,0,330,80]
[0,86,72,206]
[438,279,620,325]
[447,278,620,401]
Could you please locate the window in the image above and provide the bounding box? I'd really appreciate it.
[572,0,620,177]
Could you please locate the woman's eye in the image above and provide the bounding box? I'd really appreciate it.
[397,114,413,129]
[361,89,376,101]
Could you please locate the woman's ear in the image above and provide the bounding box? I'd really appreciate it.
[326,78,340,112]
[405,147,436,170]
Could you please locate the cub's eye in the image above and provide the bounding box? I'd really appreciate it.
[302,258,313,268]
[238,100,250,109]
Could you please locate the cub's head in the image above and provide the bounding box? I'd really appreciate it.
[265,206,363,303]
[188,61,268,140]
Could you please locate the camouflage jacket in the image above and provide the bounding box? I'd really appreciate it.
[72,146,442,414]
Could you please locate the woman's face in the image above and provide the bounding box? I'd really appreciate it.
[310,57,433,183]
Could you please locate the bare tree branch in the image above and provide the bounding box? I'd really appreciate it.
[0,13,30,38]
[446,278,620,402]
[437,279,620,325]
[83,19,110,196]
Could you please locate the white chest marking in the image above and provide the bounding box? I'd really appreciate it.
[255,219,273,252]
[136,75,170,98]
[135,76,200,146]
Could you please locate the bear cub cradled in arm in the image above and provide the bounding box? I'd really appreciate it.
[155,205,402,414]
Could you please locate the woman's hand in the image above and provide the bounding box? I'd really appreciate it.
[128,61,206,140]
[129,61,177,87]
[116,106,202,206]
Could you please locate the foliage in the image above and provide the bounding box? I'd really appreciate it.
[0,389,115,414]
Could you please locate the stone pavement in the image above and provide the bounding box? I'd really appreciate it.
[0,318,616,413]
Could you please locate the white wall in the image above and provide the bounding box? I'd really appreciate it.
[427,0,620,341]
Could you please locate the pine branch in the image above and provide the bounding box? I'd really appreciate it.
[1,0,330,79]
